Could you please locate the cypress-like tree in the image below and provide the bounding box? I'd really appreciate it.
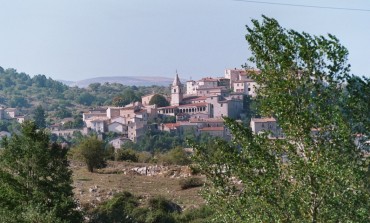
[34,105,46,128]
[0,121,82,222]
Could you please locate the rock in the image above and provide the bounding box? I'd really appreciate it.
[89,187,97,193]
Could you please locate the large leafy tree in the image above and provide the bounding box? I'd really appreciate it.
[0,121,82,222]
[73,136,106,172]
[149,94,169,107]
[193,16,369,222]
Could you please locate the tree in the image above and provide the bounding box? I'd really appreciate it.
[341,75,370,135]
[34,105,46,128]
[76,92,95,106]
[149,94,169,107]
[74,136,106,172]
[112,96,126,107]
[88,82,101,91]
[0,121,82,222]
[192,16,369,222]
[9,95,28,107]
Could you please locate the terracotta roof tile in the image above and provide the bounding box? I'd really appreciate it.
[199,127,224,131]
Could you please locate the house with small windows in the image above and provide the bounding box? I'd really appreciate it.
[250,117,284,138]
[233,79,258,97]
[109,137,131,149]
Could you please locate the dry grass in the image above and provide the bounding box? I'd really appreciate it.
[71,160,205,211]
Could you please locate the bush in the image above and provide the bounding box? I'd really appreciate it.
[115,149,139,162]
[175,205,214,223]
[189,164,202,175]
[148,197,181,214]
[157,147,191,165]
[90,193,182,223]
[105,144,115,160]
[137,151,153,163]
[90,191,139,223]
[145,210,176,223]
[179,177,204,190]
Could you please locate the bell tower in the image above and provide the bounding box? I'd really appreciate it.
[170,72,183,106]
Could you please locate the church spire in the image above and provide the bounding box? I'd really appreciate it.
[172,70,181,86]
[170,71,183,106]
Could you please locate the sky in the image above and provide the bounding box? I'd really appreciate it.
[0,0,369,81]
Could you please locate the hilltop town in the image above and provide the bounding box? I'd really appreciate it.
[58,68,283,149]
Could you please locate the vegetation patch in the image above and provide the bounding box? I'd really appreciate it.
[179,177,204,190]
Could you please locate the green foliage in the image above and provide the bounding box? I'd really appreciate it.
[112,89,141,107]
[90,191,139,223]
[9,96,29,107]
[157,147,192,165]
[90,193,186,223]
[0,121,82,222]
[115,148,139,162]
[54,107,72,119]
[175,205,214,223]
[341,75,370,134]
[76,92,96,106]
[148,196,181,214]
[192,16,370,222]
[152,115,176,124]
[149,94,169,107]
[0,67,168,127]
[179,177,204,190]
[137,151,153,163]
[73,136,106,172]
[242,95,260,124]
[135,130,182,152]
[33,105,46,128]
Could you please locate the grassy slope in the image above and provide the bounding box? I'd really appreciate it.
[71,161,205,211]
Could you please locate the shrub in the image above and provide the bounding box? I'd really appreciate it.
[90,192,139,223]
[176,205,214,223]
[145,210,176,223]
[148,197,181,214]
[157,147,191,165]
[179,177,204,190]
[137,151,153,163]
[115,149,139,162]
[189,164,202,175]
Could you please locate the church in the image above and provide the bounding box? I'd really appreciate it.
[157,72,244,120]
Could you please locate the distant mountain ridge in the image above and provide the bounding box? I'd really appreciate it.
[59,76,174,88]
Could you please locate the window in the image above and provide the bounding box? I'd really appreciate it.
[248,88,251,92]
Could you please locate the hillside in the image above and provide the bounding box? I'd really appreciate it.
[0,66,169,130]
[72,161,205,211]
[64,76,173,88]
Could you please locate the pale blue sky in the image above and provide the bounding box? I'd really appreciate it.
[0,0,369,81]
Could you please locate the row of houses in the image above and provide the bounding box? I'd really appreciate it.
[0,107,28,123]
[186,68,260,98]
